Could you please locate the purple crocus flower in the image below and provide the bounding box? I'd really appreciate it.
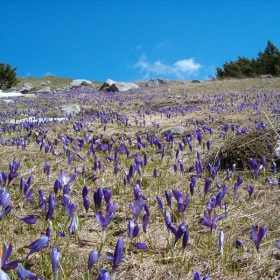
[105,201,117,216]
[0,243,19,272]
[206,196,217,215]
[0,187,10,208]
[128,219,139,239]
[172,189,182,202]
[129,200,143,221]
[164,210,172,233]
[219,230,224,255]
[38,190,47,213]
[275,239,280,250]
[8,160,21,186]
[21,215,37,225]
[173,222,188,246]
[133,184,141,201]
[156,196,163,211]
[43,162,51,179]
[94,187,103,211]
[0,204,12,220]
[82,186,89,198]
[272,161,277,173]
[204,179,212,196]
[106,236,125,272]
[165,190,172,208]
[64,199,78,217]
[233,175,243,198]
[153,168,158,178]
[51,246,60,279]
[246,185,254,199]
[260,156,266,169]
[88,249,100,272]
[189,182,195,196]
[197,131,202,144]
[131,242,148,250]
[58,170,77,186]
[83,195,90,215]
[97,269,111,280]
[201,210,223,233]
[1,172,7,186]
[46,194,55,221]
[182,231,189,251]
[53,179,62,194]
[68,213,78,235]
[252,225,267,253]
[193,271,210,280]
[103,189,112,204]
[26,227,51,258]
[142,213,150,234]
[177,193,190,213]
[206,140,211,151]
[22,176,34,203]
[236,239,246,251]
[17,264,37,280]
[96,211,114,231]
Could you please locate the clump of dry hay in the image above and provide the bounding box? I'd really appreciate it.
[207,129,277,170]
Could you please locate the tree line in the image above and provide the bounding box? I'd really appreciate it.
[216,40,280,79]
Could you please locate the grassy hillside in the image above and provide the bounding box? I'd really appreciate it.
[0,77,280,279]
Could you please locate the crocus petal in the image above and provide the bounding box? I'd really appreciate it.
[17,264,36,280]
[275,239,280,250]
[131,242,148,250]
[51,246,60,276]
[21,215,37,225]
[0,268,10,280]
[88,249,100,272]
[97,269,111,280]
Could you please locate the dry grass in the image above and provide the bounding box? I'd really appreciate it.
[1,77,280,279]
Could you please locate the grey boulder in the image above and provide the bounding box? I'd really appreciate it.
[169,126,186,135]
[70,79,93,87]
[100,79,139,92]
[100,79,116,90]
[19,83,34,93]
[36,87,51,93]
[145,78,169,87]
[57,104,81,117]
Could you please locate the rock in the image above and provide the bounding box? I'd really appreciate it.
[57,104,81,117]
[169,126,185,135]
[261,74,273,78]
[40,81,51,85]
[19,83,34,93]
[35,87,51,93]
[100,79,139,92]
[100,79,116,90]
[191,80,202,83]
[145,78,169,87]
[107,82,139,92]
[70,79,93,87]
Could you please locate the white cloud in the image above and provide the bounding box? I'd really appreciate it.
[134,55,201,79]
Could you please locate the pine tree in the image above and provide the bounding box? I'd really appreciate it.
[257,40,280,76]
[0,63,18,90]
[216,41,280,79]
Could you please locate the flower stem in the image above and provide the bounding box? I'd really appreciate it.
[111,269,116,280]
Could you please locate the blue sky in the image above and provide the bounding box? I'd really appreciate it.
[1,0,280,82]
